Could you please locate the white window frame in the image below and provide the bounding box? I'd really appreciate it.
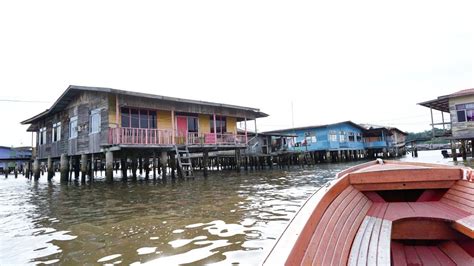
[52,122,61,142]
[329,131,338,142]
[339,131,347,142]
[90,109,101,134]
[69,116,78,139]
[39,127,47,145]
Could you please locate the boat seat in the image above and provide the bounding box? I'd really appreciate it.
[348,203,391,266]
[349,199,474,265]
[441,180,474,238]
[391,240,473,266]
[301,185,372,266]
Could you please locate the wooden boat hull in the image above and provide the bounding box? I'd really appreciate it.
[263,160,474,265]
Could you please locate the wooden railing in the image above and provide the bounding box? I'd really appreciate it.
[109,128,246,146]
[109,128,173,145]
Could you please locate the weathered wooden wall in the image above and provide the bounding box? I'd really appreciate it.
[449,95,474,139]
[36,91,109,159]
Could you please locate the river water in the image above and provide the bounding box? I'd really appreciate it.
[0,150,469,265]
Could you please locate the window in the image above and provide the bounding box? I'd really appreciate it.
[348,132,355,142]
[90,109,101,133]
[188,117,199,132]
[121,107,130,127]
[121,107,157,128]
[130,108,139,128]
[39,127,47,145]
[329,131,338,142]
[210,116,227,133]
[456,103,474,122]
[356,133,362,142]
[52,122,61,142]
[304,132,316,144]
[339,131,347,142]
[70,116,78,139]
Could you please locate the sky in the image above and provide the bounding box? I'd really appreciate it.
[0,0,473,147]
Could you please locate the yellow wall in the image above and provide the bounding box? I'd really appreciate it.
[449,95,474,106]
[108,95,119,127]
[158,110,172,130]
[227,117,237,134]
[199,114,211,133]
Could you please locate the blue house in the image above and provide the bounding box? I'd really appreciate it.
[263,121,367,161]
[361,125,407,157]
[0,146,32,172]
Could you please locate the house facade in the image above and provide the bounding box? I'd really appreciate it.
[0,146,32,172]
[361,125,407,157]
[22,85,268,161]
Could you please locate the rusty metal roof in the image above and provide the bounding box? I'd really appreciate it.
[418,88,474,112]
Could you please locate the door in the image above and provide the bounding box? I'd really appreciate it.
[176,116,188,144]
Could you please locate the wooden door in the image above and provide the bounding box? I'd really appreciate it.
[176,116,188,139]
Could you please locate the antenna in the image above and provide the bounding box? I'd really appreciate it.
[291,101,295,129]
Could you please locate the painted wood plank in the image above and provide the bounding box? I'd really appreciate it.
[451,184,474,195]
[391,241,406,266]
[334,200,372,266]
[391,219,465,240]
[280,177,351,266]
[319,192,365,265]
[444,191,474,207]
[434,202,470,217]
[353,180,456,191]
[441,195,474,213]
[356,217,376,266]
[349,168,463,184]
[367,218,383,265]
[446,188,474,201]
[384,202,415,221]
[312,189,360,265]
[403,245,422,266]
[428,246,456,266]
[457,180,474,189]
[408,202,459,221]
[452,215,474,238]
[439,241,474,265]
[416,189,446,202]
[300,186,355,264]
[415,246,441,266]
[377,219,392,265]
[348,216,372,266]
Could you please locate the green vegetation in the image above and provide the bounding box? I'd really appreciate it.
[406,128,449,144]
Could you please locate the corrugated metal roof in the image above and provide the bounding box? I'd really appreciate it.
[418,88,474,112]
[21,85,268,124]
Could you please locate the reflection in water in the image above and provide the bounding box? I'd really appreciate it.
[0,151,464,265]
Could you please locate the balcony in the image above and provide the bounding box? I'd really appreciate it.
[108,128,247,146]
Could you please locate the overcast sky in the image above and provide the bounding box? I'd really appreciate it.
[0,0,473,147]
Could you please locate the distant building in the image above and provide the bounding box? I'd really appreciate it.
[263,121,368,161]
[0,146,32,172]
[418,88,474,140]
[263,121,407,160]
[360,124,408,157]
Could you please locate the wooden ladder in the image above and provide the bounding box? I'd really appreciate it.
[175,145,193,178]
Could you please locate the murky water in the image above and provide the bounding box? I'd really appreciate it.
[0,151,470,265]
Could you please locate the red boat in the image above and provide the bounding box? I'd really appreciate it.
[264,160,474,265]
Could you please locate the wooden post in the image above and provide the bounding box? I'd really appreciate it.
[430,106,435,139]
[131,155,137,181]
[213,114,217,145]
[14,164,18,178]
[121,154,127,181]
[33,158,40,180]
[139,156,143,176]
[153,152,157,180]
[235,149,241,172]
[461,140,467,160]
[171,110,176,145]
[4,163,8,178]
[144,156,150,180]
[80,154,87,183]
[60,154,68,182]
[105,151,114,183]
[203,151,209,177]
[90,153,94,181]
[451,140,458,162]
[160,151,168,180]
[47,156,54,180]
[170,152,176,179]
[471,139,474,158]
[244,117,248,144]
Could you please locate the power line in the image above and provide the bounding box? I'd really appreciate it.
[0,99,50,103]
